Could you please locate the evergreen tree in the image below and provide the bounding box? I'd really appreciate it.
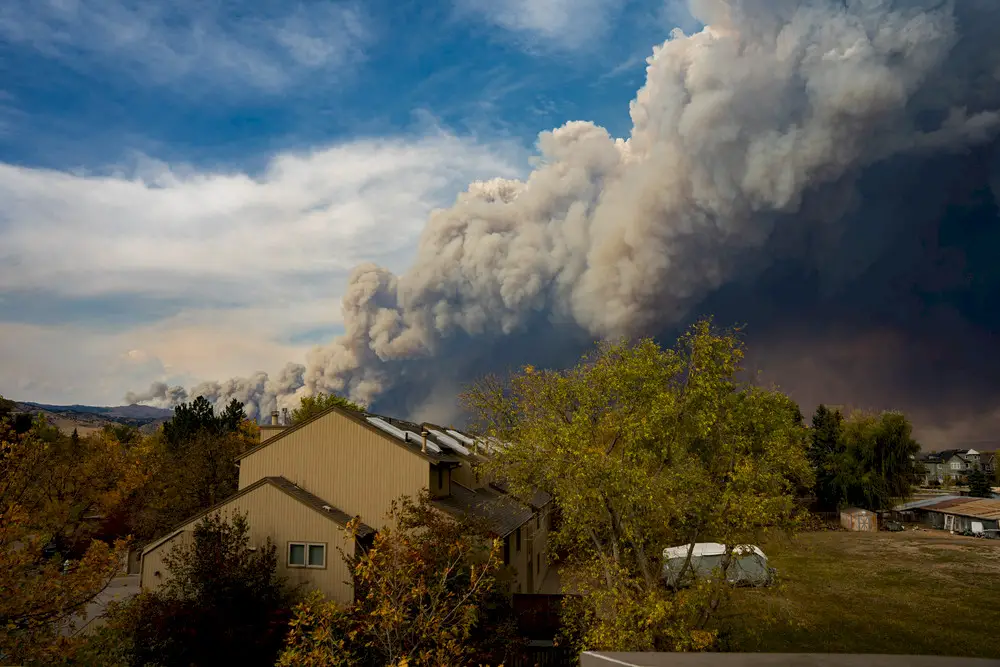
[809,405,845,509]
[968,467,993,498]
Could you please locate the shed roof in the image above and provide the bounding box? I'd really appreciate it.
[922,497,1000,520]
[894,495,964,511]
[431,482,534,537]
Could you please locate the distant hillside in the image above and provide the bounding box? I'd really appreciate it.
[14,401,173,435]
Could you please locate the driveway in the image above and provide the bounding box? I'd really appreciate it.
[64,574,140,637]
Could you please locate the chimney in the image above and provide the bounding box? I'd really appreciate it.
[271,410,279,426]
[421,429,429,454]
[282,408,289,425]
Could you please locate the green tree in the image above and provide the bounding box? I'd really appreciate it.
[291,393,365,424]
[130,399,256,541]
[967,467,992,498]
[808,405,846,510]
[833,411,921,511]
[278,494,513,667]
[83,512,291,667]
[461,319,812,652]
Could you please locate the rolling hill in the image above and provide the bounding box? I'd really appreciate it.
[14,401,173,435]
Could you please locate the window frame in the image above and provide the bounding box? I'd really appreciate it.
[516,526,521,552]
[287,541,328,569]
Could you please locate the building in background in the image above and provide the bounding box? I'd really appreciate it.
[140,405,552,604]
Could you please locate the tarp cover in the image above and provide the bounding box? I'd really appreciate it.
[661,543,774,587]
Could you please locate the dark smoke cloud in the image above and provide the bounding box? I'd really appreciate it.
[129,0,1000,448]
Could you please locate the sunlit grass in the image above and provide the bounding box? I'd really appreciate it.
[718,529,1000,658]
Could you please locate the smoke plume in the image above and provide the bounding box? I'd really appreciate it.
[129,0,1000,447]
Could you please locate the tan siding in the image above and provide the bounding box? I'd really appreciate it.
[140,530,191,590]
[140,483,356,604]
[501,507,551,594]
[429,465,451,499]
[239,410,428,530]
[451,461,480,490]
[259,426,287,444]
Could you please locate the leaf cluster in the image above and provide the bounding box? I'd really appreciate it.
[461,319,812,651]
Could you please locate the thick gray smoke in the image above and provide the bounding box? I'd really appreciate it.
[125,381,188,407]
[128,363,304,421]
[130,0,1000,447]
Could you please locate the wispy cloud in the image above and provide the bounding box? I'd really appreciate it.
[0,0,372,94]
[0,131,526,405]
[457,0,627,51]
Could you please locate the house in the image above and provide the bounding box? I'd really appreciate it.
[918,449,989,485]
[140,405,553,605]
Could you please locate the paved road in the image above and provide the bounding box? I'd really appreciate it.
[63,574,140,637]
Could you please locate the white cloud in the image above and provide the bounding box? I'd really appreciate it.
[458,0,626,50]
[0,131,525,405]
[0,0,372,93]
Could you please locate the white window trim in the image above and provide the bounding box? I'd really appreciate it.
[288,541,327,569]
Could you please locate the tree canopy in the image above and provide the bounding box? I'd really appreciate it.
[290,393,364,424]
[461,319,812,652]
[0,414,142,663]
[82,512,291,667]
[278,493,515,667]
[128,398,256,542]
[967,467,993,498]
[807,406,921,511]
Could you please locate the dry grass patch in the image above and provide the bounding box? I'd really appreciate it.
[718,529,1000,658]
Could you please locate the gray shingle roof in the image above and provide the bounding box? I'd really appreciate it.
[431,483,534,537]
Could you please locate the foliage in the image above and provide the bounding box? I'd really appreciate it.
[0,413,140,664]
[162,396,246,451]
[278,493,512,667]
[129,400,257,542]
[808,405,845,509]
[967,467,992,498]
[809,407,921,511]
[291,393,365,424]
[83,512,291,667]
[462,319,812,653]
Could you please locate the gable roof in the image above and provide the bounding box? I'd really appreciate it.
[141,475,372,555]
[235,404,461,464]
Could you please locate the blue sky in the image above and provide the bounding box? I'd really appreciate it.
[0,0,699,406]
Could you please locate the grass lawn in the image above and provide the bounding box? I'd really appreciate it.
[717,528,1000,659]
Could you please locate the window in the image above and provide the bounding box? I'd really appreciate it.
[950,461,962,470]
[503,535,510,565]
[516,527,521,552]
[288,542,326,569]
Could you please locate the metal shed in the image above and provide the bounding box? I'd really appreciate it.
[840,507,878,532]
[918,498,1000,536]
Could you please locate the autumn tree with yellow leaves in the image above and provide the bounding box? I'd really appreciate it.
[278,493,520,667]
[462,319,813,653]
[0,407,144,663]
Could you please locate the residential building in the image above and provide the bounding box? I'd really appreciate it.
[140,405,552,605]
[918,449,990,485]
